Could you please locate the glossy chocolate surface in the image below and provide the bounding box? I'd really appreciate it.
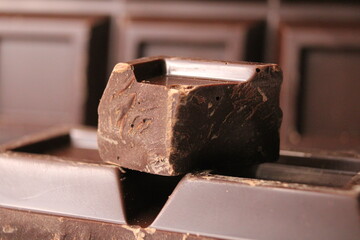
[1,127,359,240]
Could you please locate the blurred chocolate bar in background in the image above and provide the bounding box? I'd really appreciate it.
[0,2,359,154]
[0,14,109,127]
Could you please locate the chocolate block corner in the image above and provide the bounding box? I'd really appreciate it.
[98,57,282,176]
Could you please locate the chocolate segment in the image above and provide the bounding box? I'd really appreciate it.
[98,57,282,176]
[152,172,360,240]
[0,152,125,224]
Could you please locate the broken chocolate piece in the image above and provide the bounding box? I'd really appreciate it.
[98,57,282,176]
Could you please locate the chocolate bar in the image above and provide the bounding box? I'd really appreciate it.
[1,127,359,240]
[98,57,282,175]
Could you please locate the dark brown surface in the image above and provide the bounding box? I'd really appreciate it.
[0,14,109,127]
[0,123,52,145]
[120,169,182,227]
[299,49,360,136]
[98,57,282,176]
[0,207,216,240]
[279,21,360,154]
[0,127,181,227]
[152,172,360,240]
[1,126,101,163]
[122,18,264,62]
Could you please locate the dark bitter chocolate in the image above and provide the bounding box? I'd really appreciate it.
[98,57,282,176]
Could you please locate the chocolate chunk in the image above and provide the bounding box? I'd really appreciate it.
[98,57,282,176]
